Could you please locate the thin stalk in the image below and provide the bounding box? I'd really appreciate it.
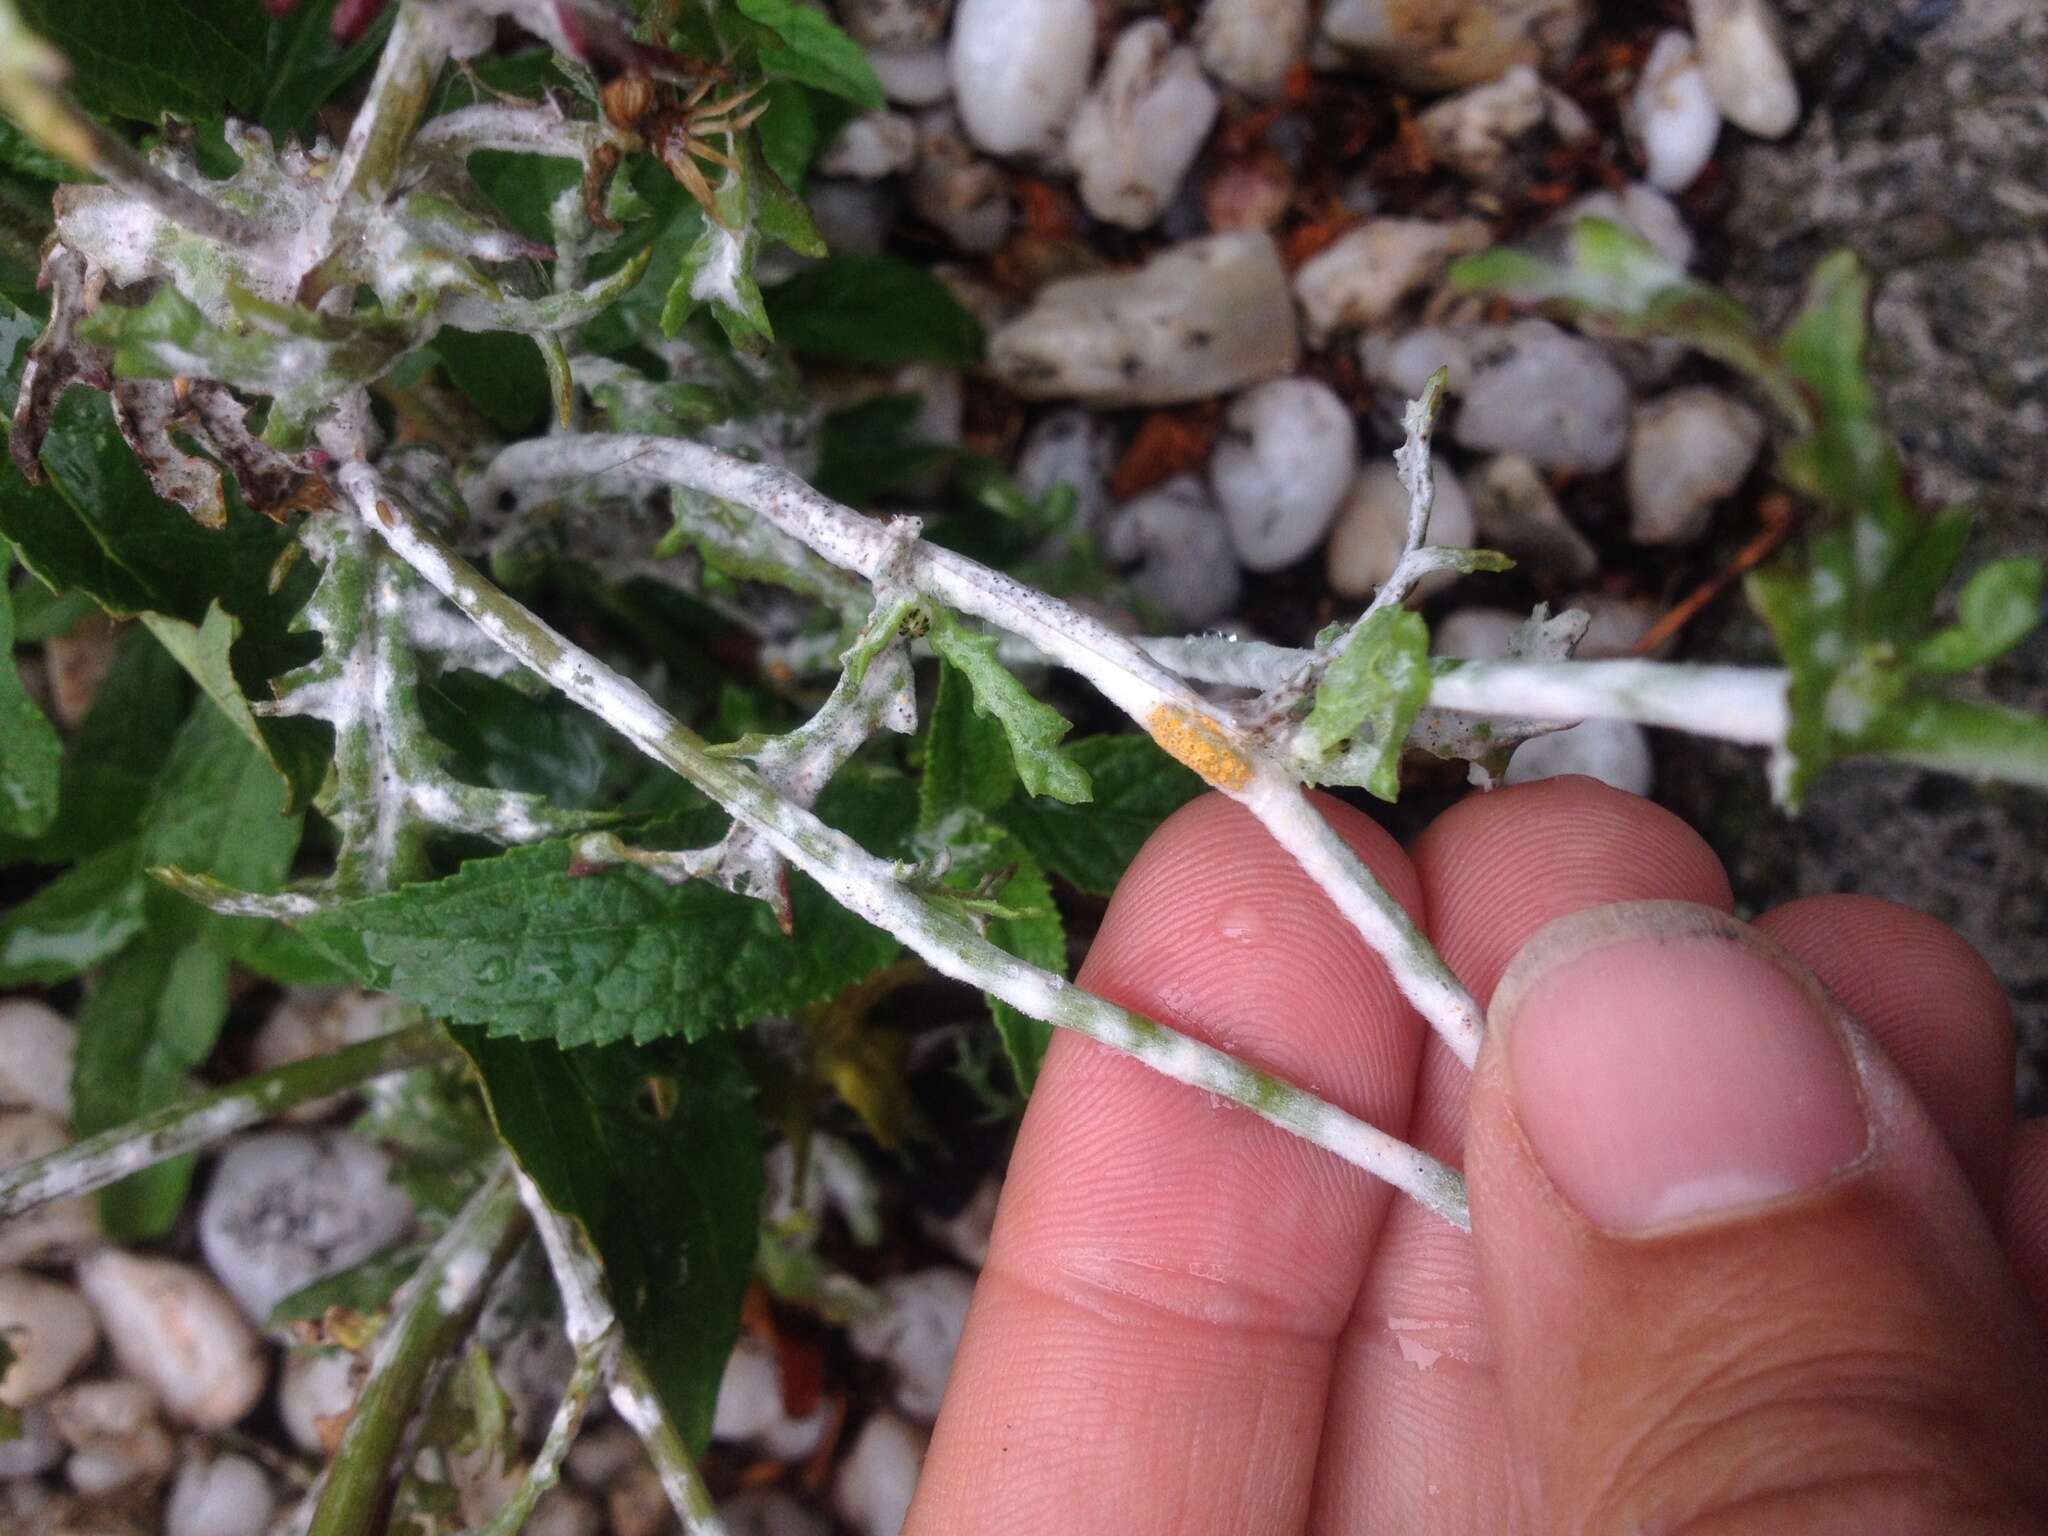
[352,467,1470,1228]
[308,1160,529,1536]
[1426,658,1791,743]
[0,1023,452,1221]
[327,0,454,214]
[466,1329,614,1536]
[467,435,1488,1068]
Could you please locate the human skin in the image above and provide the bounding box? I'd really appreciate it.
[907,777,2048,1534]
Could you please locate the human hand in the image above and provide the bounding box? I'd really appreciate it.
[906,779,2048,1533]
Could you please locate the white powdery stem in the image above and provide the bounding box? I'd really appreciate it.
[1429,659,1790,743]
[346,465,1471,1229]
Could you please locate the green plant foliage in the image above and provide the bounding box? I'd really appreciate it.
[15,0,267,123]
[925,609,1091,806]
[0,537,59,837]
[765,257,987,367]
[0,840,146,986]
[457,1028,762,1452]
[992,736,1203,897]
[734,0,887,109]
[1300,608,1434,799]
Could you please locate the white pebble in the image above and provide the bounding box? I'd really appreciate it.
[75,1251,267,1429]
[1507,718,1654,796]
[919,1177,1000,1270]
[1452,321,1633,473]
[0,1110,97,1267]
[1325,456,1475,600]
[1626,386,1764,545]
[279,1346,361,1458]
[0,1402,62,1479]
[251,987,399,1124]
[837,0,952,51]
[1689,0,1798,138]
[712,1338,829,1460]
[833,1412,928,1536]
[1360,324,1483,399]
[1566,592,1666,658]
[1628,31,1720,193]
[1416,64,1592,185]
[1014,410,1117,536]
[868,45,952,108]
[1318,0,1590,90]
[1469,454,1596,580]
[949,0,1096,158]
[0,999,75,1118]
[818,112,918,180]
[848,1269,975,1424]
[0,1272,99,1407]
[50,1377,174,1495]
[198,1130,414,1323]
[909,109,1011,254]
[722,1487,832,1536]
[1432,607,1525,661]
[1104,475,1243,628]
[990,232,1299,406]
[563,1421,641,1491]
[762,1132,883,1245]
[1067,22,1220,231]
[1197,0,1311,98]
[808,180,898,257]
[1211,378,1359,572]
[526,1485,603,1536]
[1294,217,1492,342]
[166,1452,275,1536]
[1557,183,1694,269]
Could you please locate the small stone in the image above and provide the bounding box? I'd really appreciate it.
[607,1462,670,1536]
[1202,148,1295,233]
[279,1346,361,1458]
[908,109,1011,254]
[919,1177,999,1270]
[1325,455,1475,600]
[712,1338,829,1460]
[990,232,1299,406]
[1506,718,1654,797]
[75,1252,268,1430]
[1197,0,1312,98]
[1293,217,1493,341]
[0,1110,98,1268]
[166,1452,275,1536]
[1557,183,1695,269]
[198,1130,414,1323]
[1318,0,1590,91]
[949,0,1096,158]
[1431,606,1525,661]
[837,0,952,51]
[0,1402,62,1479]
[1452,321,1632,473]
[848,1269,975,1424]
[1628,31,1719,193]
[526,1485,603,1536]
[817,112,918,180]
[1210,378,1359,572]
[867,45,951,108]
[0,1272,99,1407]
[1415,65,1593,185]
[1014,410,1117,535]
[808,180,899,258]
[1689,0,1798,139]
[1469,454,1596,580]
[1067,22,1220,231]
[1625,386,1765,545]
[1104,475,1244,628]
[0,999,75,1118]
[1359,324,1484,400]
[721,1488,833,1536]
[762,1131,883,1245]
[50,1378,175,1495]
[833,1412,928,1536]
[1566,592,1667,659]
[564,1422,641,1491]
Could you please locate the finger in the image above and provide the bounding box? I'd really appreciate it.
[1312,777,1733,1532]
[909,792,1430,1536]
[2005,1119,2048,1334]
[1470,902,2048,1532]
[1754,894,2014,1207]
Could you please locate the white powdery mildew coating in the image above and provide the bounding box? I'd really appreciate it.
[1430,659,1789,742]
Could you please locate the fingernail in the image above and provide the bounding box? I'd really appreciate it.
[1494,902,1870,1235]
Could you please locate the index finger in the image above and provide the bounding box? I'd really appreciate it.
[907,791,1430,1536]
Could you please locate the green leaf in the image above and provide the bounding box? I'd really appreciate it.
[297,838,901,1049]
[456,1029,762,1453]
[0,536,59,838]
[433,328,552,437]
[734,0,886,109]
[17,0,267,123]
[0,839,146,986]
[756,79,822,190]
[1300,607,1432,799]
[919,659,1021,829]
[764,257,985,367]
[813,395,954,508]
[141,602,324,812]
[925,609,1090,806]
[416,671,615,812]
[73,934,231,1238]
[1854,693,2048,791]
[268,1243,427,1328]
[662,164,771,348]
[1914,559,2044,675]
[992,734,1202,897]
[258,0,395,138]
[350,1062,501,1217]
[973,834,1064,1095]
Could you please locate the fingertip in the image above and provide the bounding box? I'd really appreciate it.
[2003,1118,2048,1335]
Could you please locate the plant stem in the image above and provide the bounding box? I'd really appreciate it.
[0,1023,452,1222]
[308,1159,529,1536]
[350,466,1471,1227]
[468,435,1489,1067]
[467,1329,614,1536]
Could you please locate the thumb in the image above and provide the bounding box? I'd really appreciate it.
[1466,901,2048,1533]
